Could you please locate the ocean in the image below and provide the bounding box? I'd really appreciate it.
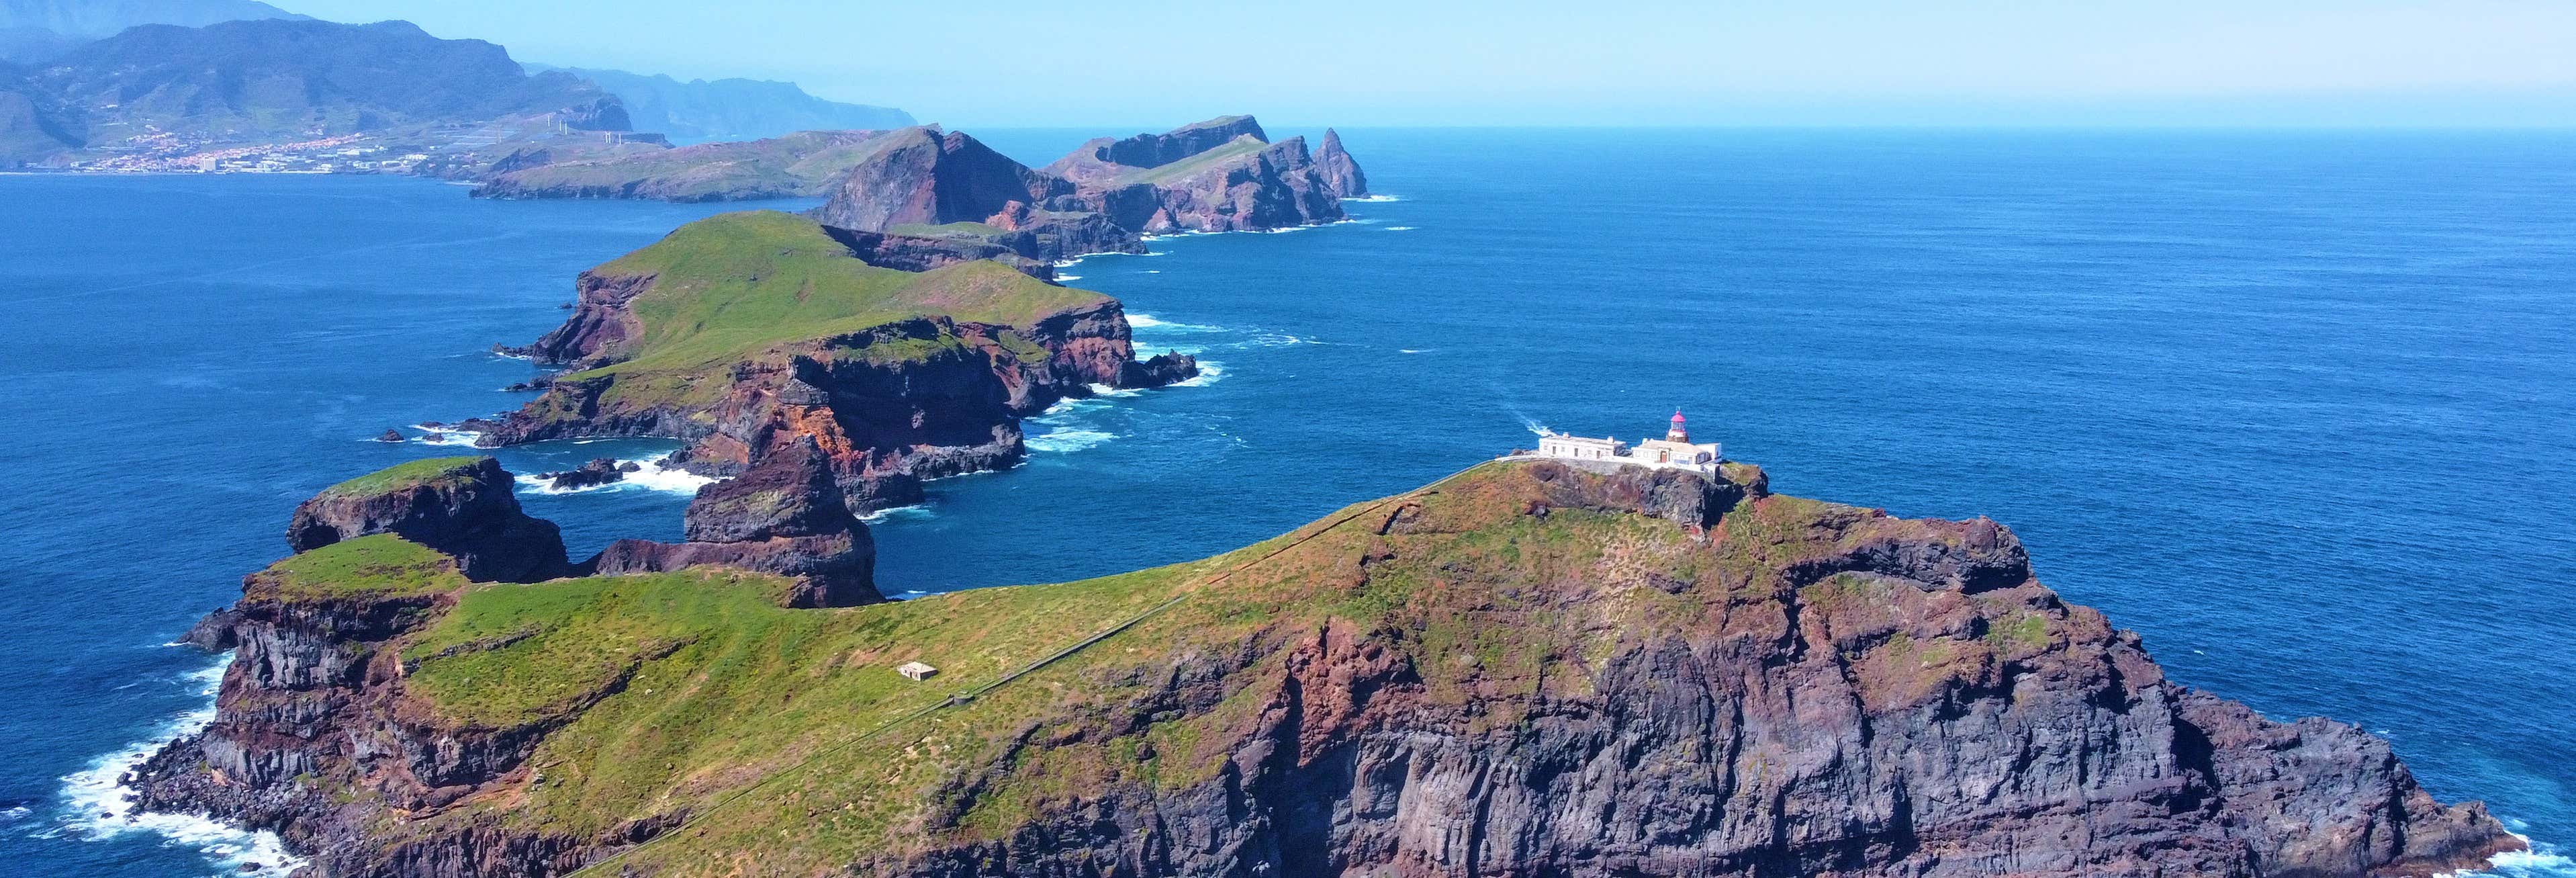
[1,128,2570,876]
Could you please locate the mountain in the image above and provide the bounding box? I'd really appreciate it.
[0,18,625,165]
[535,65,913,142]
[0,0,304,61]
[484,210,1195,511]
[132,455,2520,877]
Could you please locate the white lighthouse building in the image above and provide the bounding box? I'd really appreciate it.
[1530,412,1722,474]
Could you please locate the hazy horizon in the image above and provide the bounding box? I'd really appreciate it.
[236,1,2576,129]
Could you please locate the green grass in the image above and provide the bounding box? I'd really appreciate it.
[261,534,466,601]
[318,456,487,498]
[296,459,2075,875]
[568,211,1103,380]
[1107,134,1267,187]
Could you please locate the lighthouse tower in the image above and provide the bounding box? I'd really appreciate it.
[1666,410,1691,443]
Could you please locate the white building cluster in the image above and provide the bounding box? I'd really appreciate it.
[1531,412,1722,475]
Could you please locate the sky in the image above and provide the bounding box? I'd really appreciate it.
[279,0,2576,128]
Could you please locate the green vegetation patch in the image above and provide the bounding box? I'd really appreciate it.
[261,534,467,601]
[572,211,1104,378]
[319,456,487,498]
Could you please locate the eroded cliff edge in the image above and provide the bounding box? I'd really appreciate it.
[483,209,1196,512]
[133,458,2520,877]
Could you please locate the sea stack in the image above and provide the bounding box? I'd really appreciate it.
[283,455,567,582]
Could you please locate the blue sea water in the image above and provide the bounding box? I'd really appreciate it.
[2,129,2572,876]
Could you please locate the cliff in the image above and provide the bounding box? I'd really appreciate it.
[471,129,899,202]
[590,437,882,608]
[485,210,1195,512]
[1316,126,1369,198]
[807,126,1070,232]
[284,455,567,583]
[132,459,2520,877]
[800,116,1359,266]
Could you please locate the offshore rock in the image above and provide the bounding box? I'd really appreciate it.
[1315,126,1369,198]
[589,439,882,608]
[283,456,567,582]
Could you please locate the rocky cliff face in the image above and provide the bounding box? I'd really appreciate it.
[1316,126,1369,198]
[1040,114,1270,185]
[590,437,882,608]
[821,225,1059,279]
[1114,135,1344,233]
[804,116,1361,265]
[864,460,2516,878]
[807,126,1070,232]
[484,222,1197,513]
[285,456,568,582]
[131,459,2519,877]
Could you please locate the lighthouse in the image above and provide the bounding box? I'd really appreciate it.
[1666,410,1691,443]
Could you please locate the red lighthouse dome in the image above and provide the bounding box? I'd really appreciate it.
[1666,410,1690,443]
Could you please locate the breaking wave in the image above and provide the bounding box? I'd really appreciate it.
[407,423,482,447]
[1342,193,1400,202]
[1127,314,1228,333]
[513,457,713,496]
[1025,428,1118,454]
[52,658,308,877]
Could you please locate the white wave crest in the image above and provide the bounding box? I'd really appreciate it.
[1127,314,1228,333]
[860,504,935,524]
[1399,348,1433,354]
[1382,226,1418,231]
[54,658,309,877]
[1174,360,1226,387]
[408,423,483,447]
[1026,429,1117,454]
[1342,194,1400,202]
[513,457,713,496]
[1055,274,1083,282]
[2437,834,2576,877]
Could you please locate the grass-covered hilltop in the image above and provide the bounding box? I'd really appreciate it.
[485,210,1196,512]
[138,454,2519,877]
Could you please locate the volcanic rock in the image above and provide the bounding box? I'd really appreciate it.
[588,438,879,608]
[1315,126,1369,198]
[284,456,567,582]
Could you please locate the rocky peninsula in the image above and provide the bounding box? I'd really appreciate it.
[133,457,2521,877]
[483,209,1196,512]
[453,115,1371,272]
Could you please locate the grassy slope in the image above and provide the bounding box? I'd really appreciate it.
[557,211,1108,408]
[492,131,896,196]
[1107,134,1267,187]
[318,455,488,498]
[342,460,2034,874]
[261,534,467,600]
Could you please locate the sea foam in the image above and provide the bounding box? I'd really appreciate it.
[513,457,713,496]
[54,658,308,877]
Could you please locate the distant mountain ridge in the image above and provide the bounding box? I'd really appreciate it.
[532,65,913,142]
[0,0,303,61]
[0,17,626,165]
